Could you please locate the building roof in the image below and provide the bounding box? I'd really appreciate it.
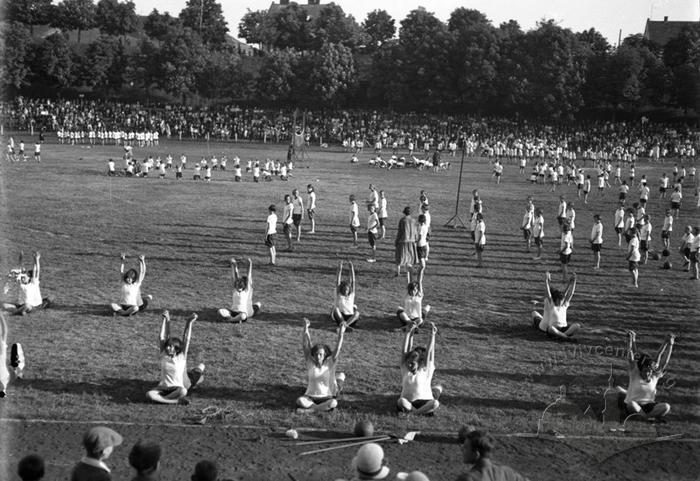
[644,18,699,46]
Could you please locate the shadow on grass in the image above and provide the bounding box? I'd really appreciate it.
[22,377,155,404]
[444,394,546,411]
[196,383,299,409]
[47,303,114,317]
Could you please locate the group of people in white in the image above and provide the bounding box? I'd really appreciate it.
[58,128,160,147]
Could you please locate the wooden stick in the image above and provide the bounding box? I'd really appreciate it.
[299,436,391,456]
[296,435,387,446]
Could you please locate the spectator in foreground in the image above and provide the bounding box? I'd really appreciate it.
[455,427,530,481]
[128,441,162,481]
[18,454,45,481]
[71,426,123,481]
[192,460,219,481]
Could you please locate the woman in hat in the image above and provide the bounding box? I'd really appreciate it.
[146,310,204,405]
[296,317,346,413]
[111,254,150,316]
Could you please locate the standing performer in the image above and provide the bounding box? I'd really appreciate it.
[3,252,51,315]
[307,185,317,234]
[350,195,361,247]
[265,205,277,265]
[474,213,486,268]
[559,224,573,282]
[395,207,419,280]
[521,205,533,253]
[111,254,150,316]
[397,322,441,415]
[292,189,304,242]
[296,318,346,413]
[367,204,379,263]
[531,271,580,342]
[619,330,674,422]
[146,310,204,405]
[282,194,294,251]
[331,261,359,328]
[378,190,388,239]
[532,209,545,260]
[218,258,261,322]
[626,227,641,288]
[590,214,603,269]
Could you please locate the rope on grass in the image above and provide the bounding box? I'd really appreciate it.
[536,385,566,436]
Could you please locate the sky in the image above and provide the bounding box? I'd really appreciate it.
[135,0,700,46]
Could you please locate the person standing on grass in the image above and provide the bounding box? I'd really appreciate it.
[620,330,674,422]
[282,194,294,251]
[474,213,486,268]
[590,215,603,269]
[455,428,531,481]
[614,202,626,246]
[619,180,630,203]
[368,184,379,210]
[307,184,317,234]
[559,224,573,281]
[531,271,580,342]
[395,206,418,279]
[292,188,304,243]
[218,258,261,322]
[532,208,545,260]
[3,251,52,315]
[623,208,636,244]
[397,322,441,415]
[331,261,360,328]
[350,194,361,247]
[583,175,591,203]
[417,214,430,270]
[1,312,26,398]
[679,225,693,271]
[689,226,700,280]
[521,204,533,253]
[670,186,682,219]
[265,204,278,265]
[397,266,430,330]
[556,196,567,229]
[367,204,379,263]
[378,190,388,239]
[71,426,123,481]
[661,209,673,251]
[111,254,151,316]
[626,227,641,288]
[146,310,204,405]
[640,214,653,264]
[297,317,346,413]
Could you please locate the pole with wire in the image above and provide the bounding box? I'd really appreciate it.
[444,143,467,229]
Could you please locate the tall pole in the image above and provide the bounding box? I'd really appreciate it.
[444,143,467,229]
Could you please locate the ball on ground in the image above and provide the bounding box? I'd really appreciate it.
[354,420,374,437]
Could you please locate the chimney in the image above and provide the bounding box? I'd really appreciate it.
[664,16,668,22]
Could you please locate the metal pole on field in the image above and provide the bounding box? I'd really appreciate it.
[444,145,467,229]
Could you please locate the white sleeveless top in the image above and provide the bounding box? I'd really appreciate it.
[305,360,337,397]
[120,281,142,306]
[158,353,186,388]
[231,287,253,316]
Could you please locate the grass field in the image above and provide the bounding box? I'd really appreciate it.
[0,136,699,481]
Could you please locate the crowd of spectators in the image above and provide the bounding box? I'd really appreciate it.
[14,425,528,481]
[1,97,699,163]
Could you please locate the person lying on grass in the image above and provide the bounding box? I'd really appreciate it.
[331,261,360,328]
[111,254,151,316]
[296,317,346,413]
[531,271,580,342]
[397,266,430,331]
[218,258,261,323]
[146,310,204,405]
[397,322,441,415]
[3,251,52,315]
[618,330,674,422]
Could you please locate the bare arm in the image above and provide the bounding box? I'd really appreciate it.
[0,312,7,344]
[626,330,636,369]
[564,273,577,303]
[544,271,553,302]
[32,252,41,283]
[247,258,253,289]
[159,310,171,351]
[402,325,415,356]
[182,313,197,358]
[332,322,347,362]
[657,334,675,372]
[428,322,437,365]
[119,253,126,277]
[349,262,355,293]
[230,258,239,283]
[336,261,343,287]
[137,255,146,283]
[302,318,312,360]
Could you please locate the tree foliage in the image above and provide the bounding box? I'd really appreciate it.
[51,0,97,43]
[95,0,136,37]
[362,9,395,51]
[0,21,32,90]
[179,0,228,46]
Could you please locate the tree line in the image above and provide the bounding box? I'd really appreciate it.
[1,0,699,119]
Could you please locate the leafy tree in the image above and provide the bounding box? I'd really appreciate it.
[152,26,207,98]
[493,20,526,114]
[52,0,97,43]
[310,3,363,50]
[447,8,500,111]
[663,26,700,112]
[179,0,228,47]
[95,0,137,37]
[75,34,125,91]
[395,7,453,109]
[255,48,298,103]
[238,9,266,45]
[144,9,181,41]
[2,0,53,35]
[362,9,395,51]
[576,28,610,56]
[28,32,73,87]
[0,21,32,90]
[309,42,356,104]
[197,46,241,98]
[365,40,403,107]
[260,3,314,51]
